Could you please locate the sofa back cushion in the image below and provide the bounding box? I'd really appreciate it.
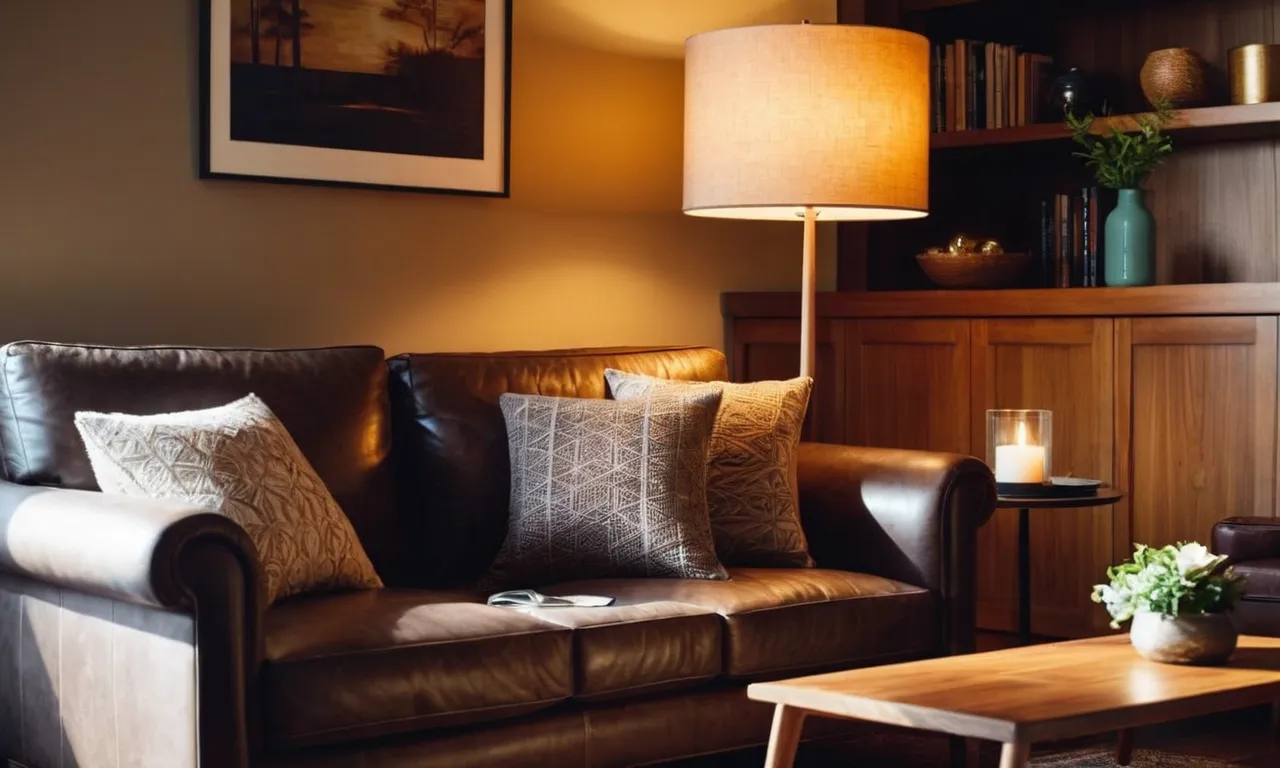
[386,346,728,586]
[0,342,407,583]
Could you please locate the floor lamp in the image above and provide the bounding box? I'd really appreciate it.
[683,22,931,378]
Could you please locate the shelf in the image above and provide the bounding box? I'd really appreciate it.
[723,283,1280,319]
[930,102,1280,151]
[900,0,984,11]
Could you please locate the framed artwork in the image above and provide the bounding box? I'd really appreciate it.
[200,0,511,196]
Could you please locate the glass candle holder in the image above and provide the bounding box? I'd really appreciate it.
[986,409,1052,490]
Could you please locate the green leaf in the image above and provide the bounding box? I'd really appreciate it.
[1065,100,1176,189]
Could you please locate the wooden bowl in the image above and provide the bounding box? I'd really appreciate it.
[916,250,1031,289]
[1141,47,1209,107]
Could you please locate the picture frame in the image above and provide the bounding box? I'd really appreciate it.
[200,0,511,196]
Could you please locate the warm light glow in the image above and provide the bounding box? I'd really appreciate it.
[682,23,930,221]
[996,420,1045,483]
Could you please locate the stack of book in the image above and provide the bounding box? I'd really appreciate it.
[930,41,1054,132]
[1035,188,1112,288]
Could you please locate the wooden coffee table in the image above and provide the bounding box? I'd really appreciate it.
[749,634,1280,768]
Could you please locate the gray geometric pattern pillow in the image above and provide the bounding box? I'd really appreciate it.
[74,394,383,603]
[483,391,728,589]
[606,370,814,568]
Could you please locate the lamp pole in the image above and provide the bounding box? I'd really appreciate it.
[799,207,818,378]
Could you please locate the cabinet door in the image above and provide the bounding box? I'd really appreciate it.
[728,318,848,444]
[972,319,1114,636]
[846,319,970,454]
[1116,317,1278,560]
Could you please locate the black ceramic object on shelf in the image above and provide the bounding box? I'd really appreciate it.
[1043,67,1097,120]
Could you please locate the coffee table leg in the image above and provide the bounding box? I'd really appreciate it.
[1019,507,1032,645]
[1116,728,1135,765]
[763,704,806,768]
[999,741,1031,768]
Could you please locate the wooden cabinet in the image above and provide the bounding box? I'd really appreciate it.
[845,319,971,454]
[1115,317,1279,560]
[726,291,1280,639]
[729,318,847,444]
[971,319,1115,636]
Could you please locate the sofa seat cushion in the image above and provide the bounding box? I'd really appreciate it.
[1234,559,1280,600]
[262,589,573,749]
[543,568,935,679]
[514,600,724,701]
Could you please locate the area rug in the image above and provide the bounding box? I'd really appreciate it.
[1031,749,1245,767]
[798,730,1254,768]
[1034,747,1244,768]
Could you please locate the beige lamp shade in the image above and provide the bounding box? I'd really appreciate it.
[684,23,930,221]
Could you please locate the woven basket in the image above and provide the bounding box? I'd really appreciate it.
[1140,47,1209,107]
[916,250,1031,289]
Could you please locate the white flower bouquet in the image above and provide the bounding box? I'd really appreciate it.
[1091,542,1245,629]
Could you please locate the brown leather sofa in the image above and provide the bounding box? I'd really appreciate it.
[0,342,995,768]
[1213,517,1280,636]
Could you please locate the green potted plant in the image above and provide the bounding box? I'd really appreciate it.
[1066,101,1175,287]
[1092,542,1245,665]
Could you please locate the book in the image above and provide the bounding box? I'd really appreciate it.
[1080,187,1093,287]
[1038,198,1054,287]
[1058,193,1073,288]
[985,43,996,129]
[945,43,956,131]
[1072,193,1084,286]
[934,40,1052,131]
[932,43,945,132]
[1007,45,1019,126]
[1026,53,1055,124]
[969,41,983,130]
[487,589,616,608]
[988,44,998,129]
[1053,194,1065,287]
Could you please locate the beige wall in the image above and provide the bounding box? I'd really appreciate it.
[0,0,834,354]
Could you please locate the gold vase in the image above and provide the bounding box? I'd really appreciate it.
[1230,44,1280,104]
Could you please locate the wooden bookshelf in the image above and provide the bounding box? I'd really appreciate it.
[751,0,1280,646]
[723,282,1280,319]
[899,0,984,12]
[930,102,1280,150]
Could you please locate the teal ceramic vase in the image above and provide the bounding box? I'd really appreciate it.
[1104,188,1155,287]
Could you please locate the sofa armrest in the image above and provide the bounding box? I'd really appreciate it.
[0,480,263,767]
[1213,516,1280,564]
[0,480,256,608]
[796,442,996,655]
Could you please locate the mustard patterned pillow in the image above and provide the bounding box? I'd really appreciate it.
[606,370,814,567]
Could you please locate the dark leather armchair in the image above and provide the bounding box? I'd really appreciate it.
[1213,517,1280,635]
[0,342,996,767]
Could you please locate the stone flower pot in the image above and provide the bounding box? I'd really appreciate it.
[1130,610,1238,665]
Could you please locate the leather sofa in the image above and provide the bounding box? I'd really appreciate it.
[1213,517,1280,636]
[0,342,996,768]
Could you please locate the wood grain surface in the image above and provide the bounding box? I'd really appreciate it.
[749,635,1280,744]
[973,318,1115,636]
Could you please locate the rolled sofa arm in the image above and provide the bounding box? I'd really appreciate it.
[1213,516,1280,565]
[0,479,257,608]
[0,480,262,768]
[796,443,996,655]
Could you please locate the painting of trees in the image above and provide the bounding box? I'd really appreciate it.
[382,0,483,54]
[242,0,311,67]
[226,0,492,161]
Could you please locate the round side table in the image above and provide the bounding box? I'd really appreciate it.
[997,488,1125,645]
